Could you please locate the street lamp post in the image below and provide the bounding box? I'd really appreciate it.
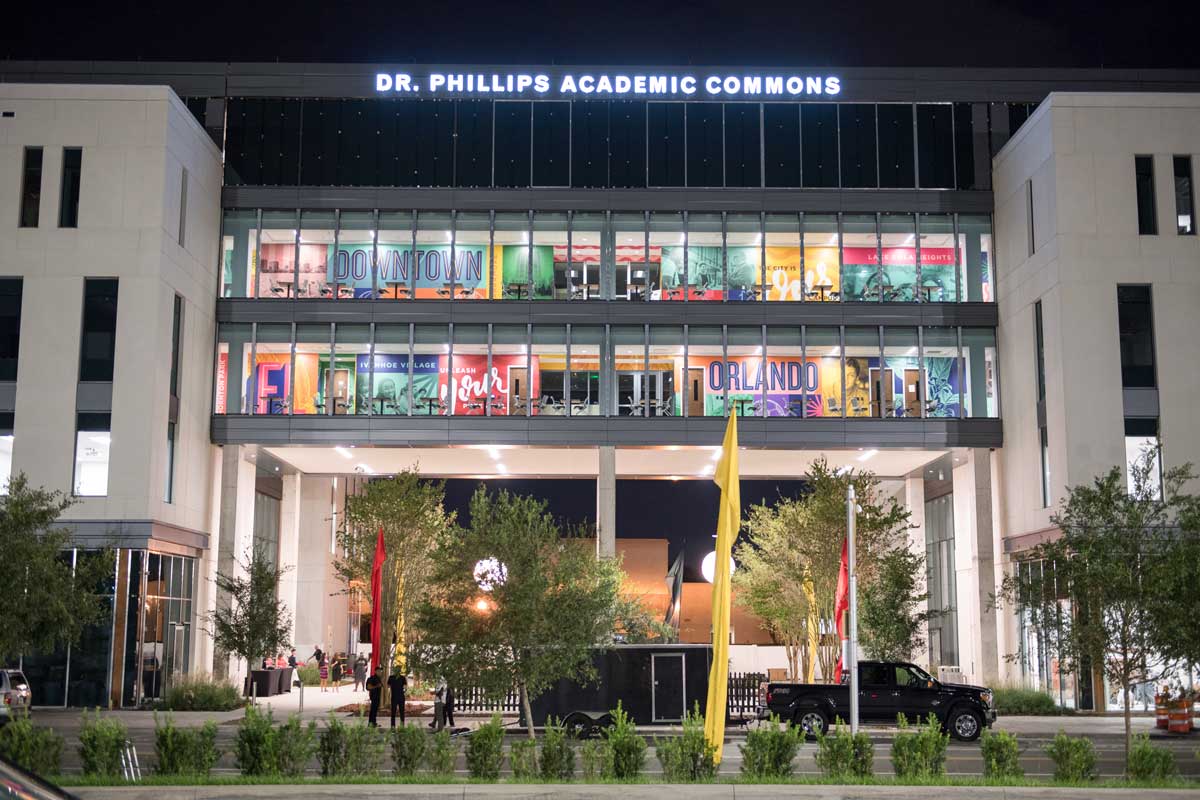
[847,483,859,736]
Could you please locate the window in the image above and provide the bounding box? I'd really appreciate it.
[59,148,82,228]
[169,295,183,397]
[164,295,182,503]
[763,104,800,187]
[177,167,188,246]
[877,105,914,188]
[724,104,760,188]
[19,147,43,228]
[1034,300,1050,507]
[532,102,570,186]
[838,104,877,188]
[1025,179,1035,256]
[1117,285,1155,387]
[164,422,176,504]
[74,412,111,496]
[0,412,12,494]
[79,279,118,381]
[493,101,531,188]
[647,103,684,186]
[859,662,889,687]
[801,104,838,188]
[454,99,492,187]
[0,279,22,381]
[686,103,723,187]
[1174,155,1194,235]
[1124,418,1161,499]
[916,105,954,188]
[572,101,609,188]
[608,101,646,188]
[1135,155,1157,235]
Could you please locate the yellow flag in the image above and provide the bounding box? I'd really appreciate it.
[704,411,739,764]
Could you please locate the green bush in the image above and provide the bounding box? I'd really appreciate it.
[1045,731,1097,782]
[296,664,320,687]
[539,718,575,781]
[153,713,220,776]
[509,738,539,780]
[159,673,243,711]
[740,714,802,780]
[579,738,610,781]
[465,714,504,780]
[78,709,127,777]
[273,715,317,777]
[993,686,1063,716]
[891,713,949,779]
[813,719,873,779]
[426,727,456,776]
[234,705,278,776]
[391,723,428,776]
[343,723,386,775]
[1127,732,1176,781]
[654,704,717,782]
[0,712,63,777]
[980,728,1022,779]
[604,701,646,780]
[317,714,349,777]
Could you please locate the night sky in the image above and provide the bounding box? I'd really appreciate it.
[2,0,1199,68]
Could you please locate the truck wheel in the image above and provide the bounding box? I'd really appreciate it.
[562,712,592,739]
[794,709,828,739]
[947,707,982,742]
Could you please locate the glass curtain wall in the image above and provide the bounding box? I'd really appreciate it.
[455,212,491,300]
[492,324,530,414]
[651,212,685,300]
[805,215,839,301]
[805,326,842,416]
[257,211,298,299]
[338,211,377,298]
[919,213,958,302]
[726,326,764,416]
[686,213,723,300]
[412,324,449,415]
[415,211,454,299]
[923,327,961,417]
[298,210,336,298]
[648,326,682,416]
[295,323,332,414]
[372,324,411,414]
[841,214,878,302]
[377,210,413,299]
[726,213,762,301]
[880,213,916,301]
[570,326,603,415]
[451,324,489,414]
[495,213,531,300]
[251,323,292,415]
[533,212,567,301]
[612,213,648,300]
[843,327,879,417]
[764,213,802,302]
[686,325,725,416]
[532,325,567,412]
[335,324,371,414]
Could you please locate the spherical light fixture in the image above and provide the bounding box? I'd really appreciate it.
[473,557,508,592]
[701,551,736,584]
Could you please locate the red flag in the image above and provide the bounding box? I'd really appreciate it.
[369,526,386,677]
[833,538,849,682]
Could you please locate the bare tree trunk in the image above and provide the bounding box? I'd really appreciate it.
[519,681,536,739]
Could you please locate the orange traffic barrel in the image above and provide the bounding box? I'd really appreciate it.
[1167,700,1193,734]
[1155,695,1169,729]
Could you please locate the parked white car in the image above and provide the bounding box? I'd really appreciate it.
[0,669,32,722]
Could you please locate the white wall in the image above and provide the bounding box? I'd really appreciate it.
[293,476,351,659]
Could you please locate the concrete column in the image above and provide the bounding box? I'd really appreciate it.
[192,446,223,676]
[904,477,930,670]
[596,446,616,558]
[213,445,256,683]
[951,449,1000,685]
[277,472,302,647]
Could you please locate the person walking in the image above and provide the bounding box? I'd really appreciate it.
[353,654,367,691]
[429,682,445,731]
[387,668,407,728]
[366,667,383,727]
[443,683,455,728]
[318,654,329,692]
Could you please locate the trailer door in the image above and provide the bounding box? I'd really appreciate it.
[651,652,685,722]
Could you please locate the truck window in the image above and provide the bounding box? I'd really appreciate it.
[860,663,889,687]
[894,666,919,687]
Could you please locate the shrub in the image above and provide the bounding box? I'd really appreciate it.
[343,723,386,775]
[813,719,873,779]
[993,686,1063,716]
[1045,731,1097,782]
[296,664,320,687]
[980,728,1022,779]
[0,712,63,777]
[579,738,610,781]
[159,673,243,711]
[509,738,539,780]
[1127,732,1176,781]
[234,705,277,776]
[274,714,317,777]
[78,709,127,777]
[391,723,428,776]
[153,713,220,776]
[465,714,504,780]
[740,714,802,780]
[539,718,575,781]
[604,701,646,780]
[426,727,456,776]
[317,714,349,777]
[891,713,949,779]
[654,704,717,782]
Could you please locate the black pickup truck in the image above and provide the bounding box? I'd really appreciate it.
[757,660,996,741]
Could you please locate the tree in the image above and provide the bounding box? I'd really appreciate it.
[859,547,931,661]
[335,470,454,673]
[0,474,113,664]
[410,487,624,738]
[998,447,1195,765]
[612,594,677,644]
[1146,491,1200,674]
[210,546,292,683]
[734,458,911,681]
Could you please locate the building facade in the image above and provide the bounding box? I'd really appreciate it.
[2,63,1198,710]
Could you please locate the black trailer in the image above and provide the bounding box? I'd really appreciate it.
[525,644,713,735]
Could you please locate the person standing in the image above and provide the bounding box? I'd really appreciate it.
[365,667,383,727]
[287,649,298,669]
[387,669,407,728]
[353,654,367,691]
[443,683,455,728]
[318,654,329,692]
[429,682,445,731]
[309,645,324,666]
[331,654,343,692]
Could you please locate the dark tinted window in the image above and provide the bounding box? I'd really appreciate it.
[647,103,684,186]
[532,102,570,186]
[493,101,531,188]
[838,104,877,188]
[860,663,889,687]
[686,103,723,186]
[953,103,979,190]
[0,279,22,381]
[801,104,838,188]
[609,101,646,188]
[454,99,492,187]
[80,279,118,381]
[415,100,454,186]
[878,104,915,188]
[724,104,760,187]
[334,99,375,186]
[19,147,42,228]
[169,294,182,397]
[1173,155,1194,235]
[59,147,82,228]
[763,104,800,187]
[917,105,954,188]
[1135,156,1157,235]
[224,98,301,186]
[1008,102,1034,134]
[572,101,609,188]
[300,99,341,185]
[1117,285,1155,387]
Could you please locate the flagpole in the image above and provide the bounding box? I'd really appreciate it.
[847,484,859,736]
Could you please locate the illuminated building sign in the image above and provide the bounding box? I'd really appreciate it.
[374,71,841,98]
